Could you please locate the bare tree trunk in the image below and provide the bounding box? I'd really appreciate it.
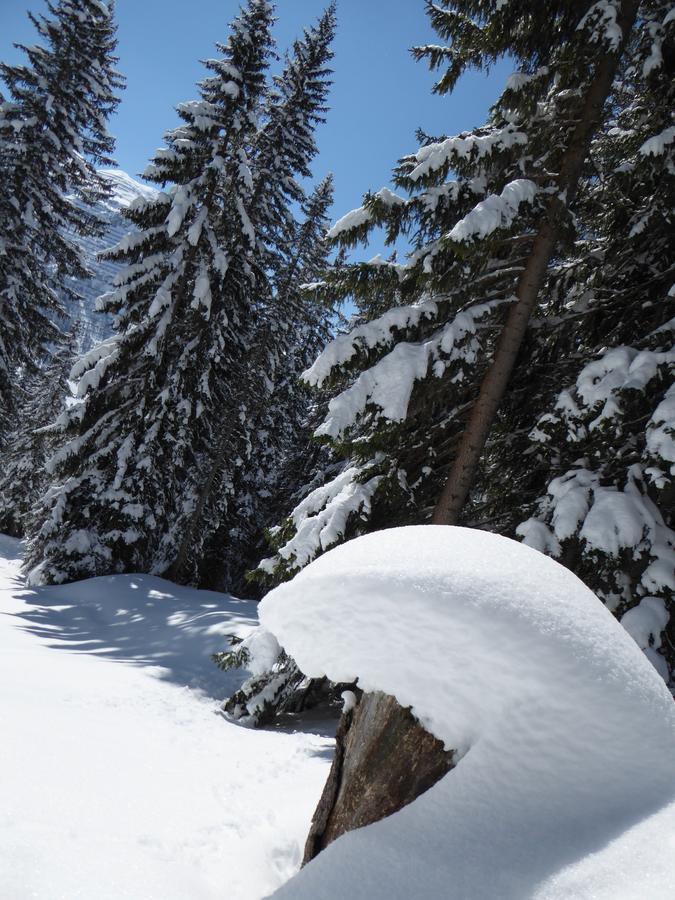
[303,691,454,864]
[432,0,639,526]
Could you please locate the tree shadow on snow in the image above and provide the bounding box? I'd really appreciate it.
[7,553,259,700]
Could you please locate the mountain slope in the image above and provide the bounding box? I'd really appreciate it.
[63,169,157,353]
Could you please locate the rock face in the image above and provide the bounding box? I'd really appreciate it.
[62,169,156,353]
[303,690,454,864]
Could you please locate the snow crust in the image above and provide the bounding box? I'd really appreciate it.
[0,537,331,900]
[261,526,675,900]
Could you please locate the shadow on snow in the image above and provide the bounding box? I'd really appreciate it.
[1,535,258,700]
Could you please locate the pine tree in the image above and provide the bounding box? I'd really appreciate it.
[0,337,77,537]
[25,0,276,585]
[25,2,338,588]
[235,1,675,721]
[0,0,123,428]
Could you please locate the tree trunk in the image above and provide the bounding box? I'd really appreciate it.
[432,0,639,526]
[303,690,454,865]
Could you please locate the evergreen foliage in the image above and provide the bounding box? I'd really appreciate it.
[0,0,123,428]
[241,0,674,719]
[25,1,338,589]
[0,338,76,537]
[259,0,648,577]
[513,13,675,677]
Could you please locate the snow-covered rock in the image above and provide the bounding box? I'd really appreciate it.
[63,169,156,352]
[261,525,675,899]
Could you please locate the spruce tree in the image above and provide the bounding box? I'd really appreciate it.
[227,175,338,592]
[164,5,337,588]
[259,0,649,578]
[235,0,675,720]
[0,0,123,427]
[513,9,675,681]
[25,2,338,588]
[25,0,276,585]
[0,337,77,537]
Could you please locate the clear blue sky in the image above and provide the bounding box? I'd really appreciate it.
[0,0,511,243]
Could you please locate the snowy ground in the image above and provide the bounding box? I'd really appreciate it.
[0,535,332,900]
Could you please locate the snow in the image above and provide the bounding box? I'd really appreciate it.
[407,125,528,182]
[341,690,357,714]
[312,300,503,439]
[576,346,675,415]
[647,382,675,473]
[315,340,432,438]
[166,184,193,237]
[577,1,624,51]
[303,299,438,388]
[505,66,549,92]
[448,179,538,242]
[326,205,371,240]
[638,125,675,157]
[621,596,670,681]
[62,169,157,353]
[261,526,675,900]
[528,343,675,442]
[579,488,653,557]
[259,466,384,574]
[192,266,213,316]
[0,536,331,900]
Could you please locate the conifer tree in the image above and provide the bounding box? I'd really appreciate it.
[259,0,650,578]
[25,0,276,585]
[234,1,675,720]
[25,2,338,588]
[221,175,338,591]
[0,337,77,537]
[0,0,123,427]
[163,6,337,587]
[513,8,675,680]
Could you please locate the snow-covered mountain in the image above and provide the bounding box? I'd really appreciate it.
[63,169,156,353]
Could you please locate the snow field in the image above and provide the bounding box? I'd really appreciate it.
[0,536,332,900]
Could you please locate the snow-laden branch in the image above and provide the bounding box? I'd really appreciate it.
[313,300,505,440]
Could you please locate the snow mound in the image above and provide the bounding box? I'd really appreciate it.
[261,526,675,899]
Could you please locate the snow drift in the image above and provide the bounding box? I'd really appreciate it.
[260,526,675,899]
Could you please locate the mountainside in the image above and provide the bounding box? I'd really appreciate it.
[63,169,156,353]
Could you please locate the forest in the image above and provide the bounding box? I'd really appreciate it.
[0,1,673,898]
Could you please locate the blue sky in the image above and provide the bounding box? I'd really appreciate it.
[0,0,511,244]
